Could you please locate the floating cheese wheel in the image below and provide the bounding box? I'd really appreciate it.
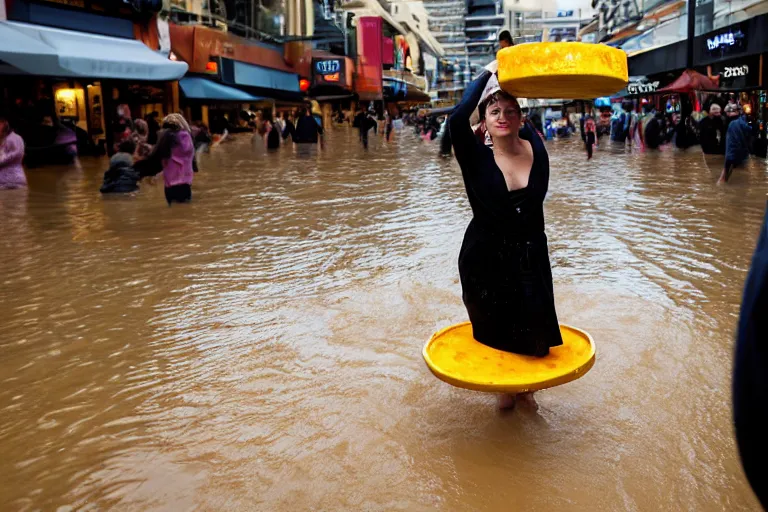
[423,322,595,393]
[497,42,628,99]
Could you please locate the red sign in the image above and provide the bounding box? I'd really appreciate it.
[356,17,383,101]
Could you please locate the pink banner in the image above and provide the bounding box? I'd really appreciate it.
[382,37,394,66]
[356,17,383,101]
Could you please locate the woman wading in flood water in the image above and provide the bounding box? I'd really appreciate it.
[449,62,563,410]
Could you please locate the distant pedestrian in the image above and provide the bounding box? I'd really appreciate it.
[134,113,195,205]
[281,112,296,141]
[132,118,152,160]
[699,104,725,155]
[354,109,372,149]
[260,111,280,150]
[293,107,324,145]
[719,114,751,184]
[0,114,27,190]
[584,117,597,159]
[100,139,139,194]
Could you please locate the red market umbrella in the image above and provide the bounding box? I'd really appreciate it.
[657,69,720,93]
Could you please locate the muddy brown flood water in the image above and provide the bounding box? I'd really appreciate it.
[1,128,766,510]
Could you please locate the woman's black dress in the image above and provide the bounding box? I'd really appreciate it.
[449,70,563,357]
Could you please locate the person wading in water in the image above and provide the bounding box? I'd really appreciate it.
[450,62,563,411]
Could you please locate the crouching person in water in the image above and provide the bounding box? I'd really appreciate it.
[450,62,563,411]
[100,139,140,194]
[135,114,195,205]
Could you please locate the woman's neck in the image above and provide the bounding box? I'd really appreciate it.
[492,134,524,155]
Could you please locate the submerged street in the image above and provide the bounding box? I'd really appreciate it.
[1,127,766,510]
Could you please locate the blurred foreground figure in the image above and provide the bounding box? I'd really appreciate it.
[734,198,768,510]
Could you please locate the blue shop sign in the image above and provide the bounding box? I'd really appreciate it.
[705,27,746,57]
[315,59,341,75]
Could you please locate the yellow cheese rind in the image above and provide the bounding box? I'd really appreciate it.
[497,42,629,99]
[423,322,596,393]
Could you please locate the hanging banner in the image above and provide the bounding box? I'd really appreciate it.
[394,35,412,72]
[356,16,383,101]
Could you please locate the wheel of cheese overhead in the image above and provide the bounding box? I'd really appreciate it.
[497,42,628,99]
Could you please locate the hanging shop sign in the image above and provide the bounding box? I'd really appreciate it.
[709,54,760,90]
[315,59,342,75]
[703,25,747,59]
[312,58,345,86]
[626,79,660,95]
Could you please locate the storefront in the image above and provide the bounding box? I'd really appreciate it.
[169,23,302,116]
[382,70,431,105]
[0,18,187,161]
[167,23,302,130]
[693,17,768,137]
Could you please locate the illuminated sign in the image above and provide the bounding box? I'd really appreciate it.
[723,65,749,78]
[315,60,341,75]
[704,28,746,57]
[707,32,735,50]
[627,81,660,95]
[312,58,348,88]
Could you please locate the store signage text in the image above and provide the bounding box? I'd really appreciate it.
[707,32,735,51]
[315,60,341,75]
[723,65,749,78]
[704,28,746,56]
[627,81,660,94]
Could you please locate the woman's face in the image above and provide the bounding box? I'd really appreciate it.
[0,119,8,137]
[484,96,521,138]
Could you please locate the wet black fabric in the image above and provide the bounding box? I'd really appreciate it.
[699,115,725,154]
[449,70,563,357]
[267,126,280,149]
[734,200,768,510]
[644,117,663,149]
[293,116,323,144]
[165,184,192,205]
[281,120,296,141]
[100,154,139,194]
[586,132,595,159]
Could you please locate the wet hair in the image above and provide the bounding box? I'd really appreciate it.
[162,113,191,133]
[134,118,148,136]
[499,30,513,46]
[118,139,136,155]
[479,90,521,120]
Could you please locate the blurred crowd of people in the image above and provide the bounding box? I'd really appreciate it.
[572,94,758,183]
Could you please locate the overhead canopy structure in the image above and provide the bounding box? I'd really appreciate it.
[179,77,263,102]
[383,77,431,103]
[657,69,719,93]
[0,21,188,80]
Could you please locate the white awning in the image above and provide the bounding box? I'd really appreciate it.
[0,21,188,81]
